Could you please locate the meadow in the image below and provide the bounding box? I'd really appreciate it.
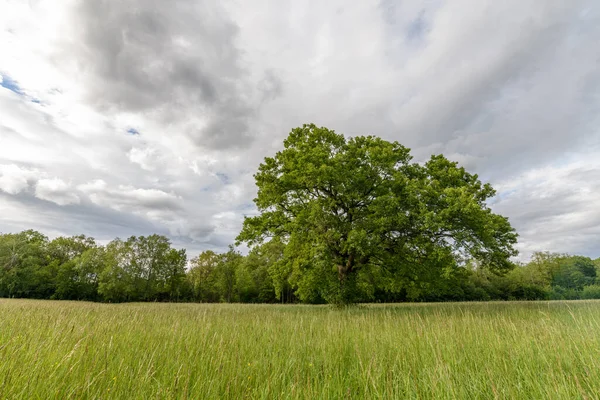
[1,300,599,399]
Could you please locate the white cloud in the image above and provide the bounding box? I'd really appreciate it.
[128,147,159,171]
[79,181,182,212]
[0,164,37,194]
[35,178,80,205]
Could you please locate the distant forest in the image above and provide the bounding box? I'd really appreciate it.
[1,230,599,303]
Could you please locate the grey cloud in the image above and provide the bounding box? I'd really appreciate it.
[57,0,270,150]
[237,0,600,179]
[0,190,168,241]
[0,181,222,256]
[258,70,284,103]
[492,162,600,259]
[70,1,230,109]
[393,2,600,179]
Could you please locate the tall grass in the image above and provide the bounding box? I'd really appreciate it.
[1,300,600,399]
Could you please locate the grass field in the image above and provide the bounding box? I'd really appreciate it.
[1,300,600,399]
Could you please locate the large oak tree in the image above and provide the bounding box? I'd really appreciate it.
[237,124,518,304]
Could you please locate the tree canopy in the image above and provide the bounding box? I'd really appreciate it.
[237,124,518,303]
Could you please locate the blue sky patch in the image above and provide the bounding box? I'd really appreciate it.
[0,73,24,95]
[489,189,518,205]
[216,172,230,184]
[406,12,428,40]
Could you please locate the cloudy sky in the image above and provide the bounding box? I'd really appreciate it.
[1,0,599,260]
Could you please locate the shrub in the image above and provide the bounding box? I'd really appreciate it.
[581,285,600,299]
[548,286,580,300]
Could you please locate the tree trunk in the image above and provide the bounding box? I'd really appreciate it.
[337,253,355,282]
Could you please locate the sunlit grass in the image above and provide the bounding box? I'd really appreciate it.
[1,300,599,399]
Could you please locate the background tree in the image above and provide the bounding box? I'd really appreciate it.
[217,247,242,303]
[237,240,282,303]
[127,235,171,300]
[98,238,135,302]
[70,247,105,301]
[162,248,187,301]
[0,230,50,298]
[98,235,187,302]
[549,255,596,291]
[238,124,519,304]
[50,235,99,300]
[187,250,221,302]
[48,235,96,263]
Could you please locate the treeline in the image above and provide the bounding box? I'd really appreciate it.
[410,253,600,302]
[0,230,286,303]
[1,230,599,303]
